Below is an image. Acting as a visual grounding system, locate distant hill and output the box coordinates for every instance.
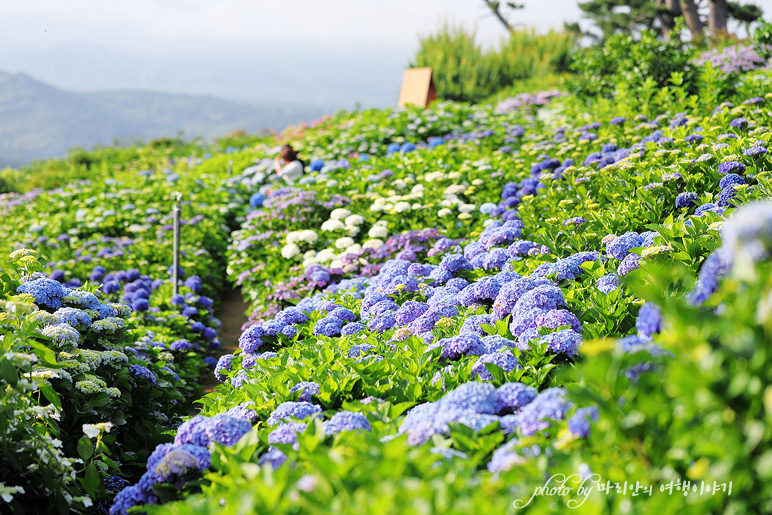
[0,71,328,167]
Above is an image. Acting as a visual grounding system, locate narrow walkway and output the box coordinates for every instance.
[202,288,249,393]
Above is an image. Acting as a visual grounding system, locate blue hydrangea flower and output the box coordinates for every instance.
[52,307,91,329]
[617,253,641,276]
[495,382,537,413]
[743,145,767,157]
[429,334,486,360]
[675,192,699,209]
[717,161,745,175]
[487,441,524,472]
[516,387,573,436]
[341,322,366,335]
[238,324,264,353]
[154,445,212,482]
[129,364,157,385]
[596,273,620,294]
[719,173,745,190]
[568,406,600,438]
[471,351,519,381]
[606,232,643,260]
[313,316,344,337]
[268,422,306,448]
[438,254,472,274]
[290,381,320,402]
[258,447,288,468]
[348,344,377,359]
[267,401,323,426]
[17,277,67,309]
[367,313,396,333]
[214,354,234,381]
[722,201,772,263]
[636,302,662,337]
[324,411,371,435]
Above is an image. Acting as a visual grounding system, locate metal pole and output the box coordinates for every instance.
[172,192,182,297]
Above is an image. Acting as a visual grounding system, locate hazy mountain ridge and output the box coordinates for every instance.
[0,70,328,167]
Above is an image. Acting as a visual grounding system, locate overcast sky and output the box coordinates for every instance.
[0,1,583,109]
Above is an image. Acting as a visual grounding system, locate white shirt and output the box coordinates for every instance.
[279,160,304,183]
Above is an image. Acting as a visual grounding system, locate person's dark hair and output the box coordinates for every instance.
[280,145,299,162]
[280,144,305,170]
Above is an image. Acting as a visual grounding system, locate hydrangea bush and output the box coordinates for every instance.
[0,40,771,514]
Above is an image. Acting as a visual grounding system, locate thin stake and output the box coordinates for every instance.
[172,192,182,297]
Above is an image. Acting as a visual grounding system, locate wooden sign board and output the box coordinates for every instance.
[398,67,437,109]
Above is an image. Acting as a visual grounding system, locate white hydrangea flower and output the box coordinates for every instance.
[303,250,317,260]
[0,484,25,503]
[346,226,360,237]
[424,171,445,182]
[330,259,344,268]
[316,248,337,262]
[444,185,466,196]
[83,422,113,439]
[459,204,477,213]
[394,202,411,213]
[363,239,384,249]
[300,230,319,243]
[321,219,346,232]
[344,214,365,226]
[281,244,301,259]
[374,220,388,227]
[335,237,355,249]
[286,231,302,245]
[393,179,407,190]
[41,324,80,348]
[369,226,389,239]
[327,180,338,188]
[458,213,472,220]
[344,244,362,255]
[330,208,351,220]
[438,208,453,217]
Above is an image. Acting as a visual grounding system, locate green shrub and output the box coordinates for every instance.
[411,25,575,103]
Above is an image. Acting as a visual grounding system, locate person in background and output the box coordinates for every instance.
[274,144,305,184]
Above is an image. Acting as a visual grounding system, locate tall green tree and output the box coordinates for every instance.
[578,0,764,40]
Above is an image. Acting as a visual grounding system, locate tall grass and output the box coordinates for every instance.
[411,25,575,103]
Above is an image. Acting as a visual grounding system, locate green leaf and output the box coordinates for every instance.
[77,435,94,461]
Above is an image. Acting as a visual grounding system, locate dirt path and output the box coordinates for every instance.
[202,288,249,393]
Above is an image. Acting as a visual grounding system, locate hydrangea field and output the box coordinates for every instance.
[2,43,772,514]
